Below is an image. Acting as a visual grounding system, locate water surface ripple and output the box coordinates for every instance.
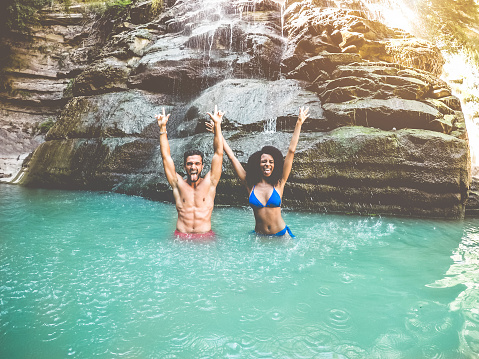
[0,186,478,358]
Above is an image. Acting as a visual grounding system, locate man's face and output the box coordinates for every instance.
[184,155,203,183]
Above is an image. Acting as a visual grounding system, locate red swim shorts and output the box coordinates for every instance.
[174,230,215,240]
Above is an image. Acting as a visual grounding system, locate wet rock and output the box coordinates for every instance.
[19,137,161,191]
[282,2,444,76]
[322,98,444,131]
[20,133,219,200]
[39,11,85,26]
[213,127,471,218]
[20,120,471,218]
[9,0,474,219]
[180,79,325,135]
[72,57,131,96]
[340,31,365,48]
[128,13,285,95]
[0,5,95,180]
[284,51,362,75]
[46,90,169,140]
[309,62,467,137]
[466,177,479,217]
[130,1,164,25]
[100,28,154,59]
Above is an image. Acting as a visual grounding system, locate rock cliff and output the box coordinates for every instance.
[3,0,474,218]
[0,3,110,181]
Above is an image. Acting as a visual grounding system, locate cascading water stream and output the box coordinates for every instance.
[187,0,479,164]
[442,53,479,177]
[355,0,479,177]
[264,118,277,133]
[182,0,283,77]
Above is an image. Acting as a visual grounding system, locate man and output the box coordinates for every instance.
[156,106,224,237]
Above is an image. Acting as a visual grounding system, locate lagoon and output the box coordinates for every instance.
[1,185,478,358]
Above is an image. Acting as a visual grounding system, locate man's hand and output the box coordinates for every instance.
[207,105,224,127]
[156,107,170,129]
[207,105,224,186]
[298,106,310,124]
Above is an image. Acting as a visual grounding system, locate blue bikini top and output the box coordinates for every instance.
[249,186,282,209]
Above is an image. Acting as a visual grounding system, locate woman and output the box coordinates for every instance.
[209,107,309,238]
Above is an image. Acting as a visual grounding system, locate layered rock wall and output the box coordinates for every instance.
[11,0,473,218]
[0,4,100,181]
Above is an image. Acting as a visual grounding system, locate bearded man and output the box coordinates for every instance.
[156,106,224,238]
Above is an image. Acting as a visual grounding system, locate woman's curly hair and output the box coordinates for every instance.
[246,146,284,187]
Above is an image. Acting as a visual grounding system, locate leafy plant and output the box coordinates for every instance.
[88,0,132,19]
[37,118,56,134]
[63,78,75,98]
[400,0,479,63]
[151,0,163,13]
[0,0,50,33]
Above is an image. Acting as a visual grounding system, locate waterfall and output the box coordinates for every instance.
[179,0,284,72]
[264,118,277,133]
[355,0,479,178]
[442,53,479,177]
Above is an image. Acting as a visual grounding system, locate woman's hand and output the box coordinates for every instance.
[205,120,214,133]
[298,106,310,124]
[155,107,170,129]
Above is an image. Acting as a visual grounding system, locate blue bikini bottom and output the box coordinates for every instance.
[253,226,295,239]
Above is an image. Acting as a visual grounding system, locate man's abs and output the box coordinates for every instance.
[176,205,213,233]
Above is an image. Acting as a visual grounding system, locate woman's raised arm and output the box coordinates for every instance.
[281,107,309,185]
[206,120,247,188]
[223,137,247,187]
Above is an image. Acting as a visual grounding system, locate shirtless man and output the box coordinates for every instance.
[156,106,224,237]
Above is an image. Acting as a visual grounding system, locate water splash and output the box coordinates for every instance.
[0,186,475,358]
[427,223,479,357]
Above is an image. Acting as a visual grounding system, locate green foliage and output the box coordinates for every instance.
[0,0,136,34]
[63,78,75,98]
[37,118,56,134]
[105,0,132,18]
[151,0,163,13]
[87,0,132,19]
[0,0,50,33]
[413,0,479,63]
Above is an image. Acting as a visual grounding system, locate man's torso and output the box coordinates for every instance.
[173,173,216,233]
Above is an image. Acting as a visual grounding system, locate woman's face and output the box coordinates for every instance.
[260,153,274,177]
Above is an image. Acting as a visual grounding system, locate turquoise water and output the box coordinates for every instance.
[1,185,479,358]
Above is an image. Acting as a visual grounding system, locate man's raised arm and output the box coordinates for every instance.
[206,105,224,186]
[156,108,179,188]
